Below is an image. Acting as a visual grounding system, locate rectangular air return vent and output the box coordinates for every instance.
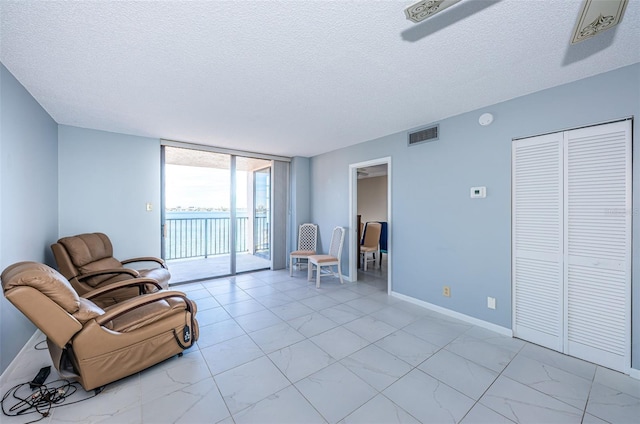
[408,124,439,146]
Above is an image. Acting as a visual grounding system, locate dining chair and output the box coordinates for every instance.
[290,223,318,276]
[360,222,382,271]
[308,226,345,288]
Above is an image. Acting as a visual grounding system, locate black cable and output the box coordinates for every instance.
[1,379,98,423]
[34,341,47,351]
[172,296,197,350]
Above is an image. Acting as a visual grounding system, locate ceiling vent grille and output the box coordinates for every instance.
[408,124,439,146]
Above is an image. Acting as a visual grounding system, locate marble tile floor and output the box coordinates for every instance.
[1,269,638,423]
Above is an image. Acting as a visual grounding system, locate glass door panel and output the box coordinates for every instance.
[236,157,271,273]
[163,147,231,283]
[254,167,271,259]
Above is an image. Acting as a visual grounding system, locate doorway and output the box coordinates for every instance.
[162,146,272,283]
[349,157,392,293]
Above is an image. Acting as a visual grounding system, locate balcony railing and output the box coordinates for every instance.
[165,216,269,260]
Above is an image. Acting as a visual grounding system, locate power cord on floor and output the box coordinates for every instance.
[1,379,98,423]
[33,341,47,351]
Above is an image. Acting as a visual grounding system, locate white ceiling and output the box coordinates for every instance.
[1,1,638,158]
[358,164,388,179]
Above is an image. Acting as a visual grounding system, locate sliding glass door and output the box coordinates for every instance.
[162,146,271,283]
[235,157,272,274]
[253,166,271,261]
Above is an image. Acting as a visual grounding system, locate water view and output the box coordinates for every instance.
[165,210,269,260]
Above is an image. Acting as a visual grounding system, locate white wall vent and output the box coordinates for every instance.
[408,124,439,146]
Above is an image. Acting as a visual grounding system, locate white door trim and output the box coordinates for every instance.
[348,157,392,294]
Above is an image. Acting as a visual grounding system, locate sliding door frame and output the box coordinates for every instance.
[161,140,291,280]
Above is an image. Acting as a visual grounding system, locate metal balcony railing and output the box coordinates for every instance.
[165,216,269,260]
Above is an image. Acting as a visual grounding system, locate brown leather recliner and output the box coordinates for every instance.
[51,232,170,307]
[1,261,198,391]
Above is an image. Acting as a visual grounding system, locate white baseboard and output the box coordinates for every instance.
[0,329,40,385]
[391,291,513,337]
[390,292,640,379]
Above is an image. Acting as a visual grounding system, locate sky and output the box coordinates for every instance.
[165,164,248,210]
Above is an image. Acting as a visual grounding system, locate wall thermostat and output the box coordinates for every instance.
[470,186,486,198]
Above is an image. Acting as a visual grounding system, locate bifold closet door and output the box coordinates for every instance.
[564,120,631,372]
[512,133,564,352]
[513,120,631,373]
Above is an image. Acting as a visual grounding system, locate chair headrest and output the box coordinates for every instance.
[57,233,114,267]
[1,262,80,314]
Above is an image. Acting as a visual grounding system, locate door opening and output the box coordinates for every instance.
[349,157,392,294]
[162,146,272,283]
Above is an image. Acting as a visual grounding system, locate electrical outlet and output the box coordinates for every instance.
[487,296,496,309]
[443,286,451,297]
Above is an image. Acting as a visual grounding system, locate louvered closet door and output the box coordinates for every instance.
[564,120,631,372]
[512,133,564,351]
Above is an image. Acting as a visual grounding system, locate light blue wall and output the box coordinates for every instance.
[310,63,640,370]
[58,126,162,259]
[0,64,58,373]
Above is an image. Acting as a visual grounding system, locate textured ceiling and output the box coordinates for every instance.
[1,1,639,157]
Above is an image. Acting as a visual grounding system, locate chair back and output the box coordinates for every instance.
[362,222,382,249]
[1,262,91,348]
[297,223,318,251]
[52,232,123,283]
[328,226,345,259]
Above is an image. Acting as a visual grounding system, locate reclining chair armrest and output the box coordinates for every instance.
[121,257,168,269]
[83,278,163,300]
[95,290,193,326]
[78,268,140,280]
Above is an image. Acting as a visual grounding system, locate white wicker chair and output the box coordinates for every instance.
[307,226,345,288]
[290,223,318,276]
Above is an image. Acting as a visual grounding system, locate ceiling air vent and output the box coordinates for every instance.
[408,124,439,146]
